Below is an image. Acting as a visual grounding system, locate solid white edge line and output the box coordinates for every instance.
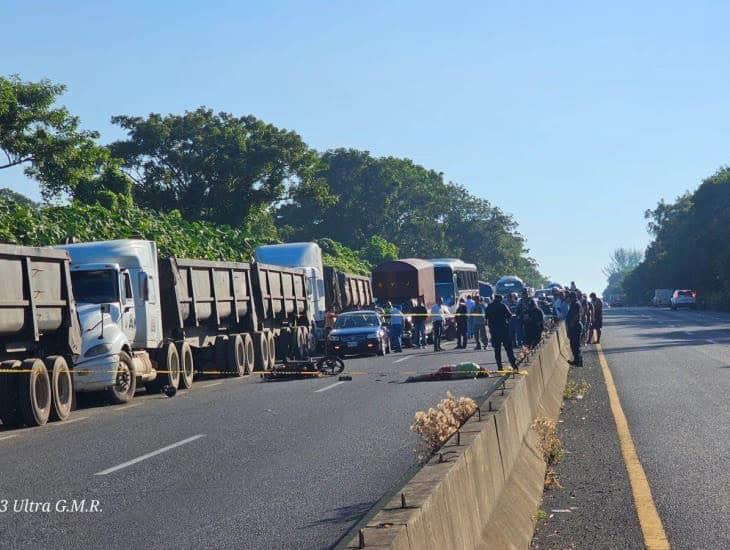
[314,381,346,393]
[94,434,205,476]
[394,355,411,363]
[0,435,18,441]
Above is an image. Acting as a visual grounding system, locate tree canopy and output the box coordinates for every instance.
[0,75,106,200]
[602,248,643,298]
[622,166,730,308]
[109,108,333,227]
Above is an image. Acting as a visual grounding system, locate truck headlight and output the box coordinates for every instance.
[85,343,114,358]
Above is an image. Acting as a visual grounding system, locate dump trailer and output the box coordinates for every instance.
[338,272,373,311]
[58,239,312,404]
[323,266,373,312]
[0,244,81,427]
[250,262,312,362]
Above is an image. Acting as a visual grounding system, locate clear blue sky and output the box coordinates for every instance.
[2,0,729,293]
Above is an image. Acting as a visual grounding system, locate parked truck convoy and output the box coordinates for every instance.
[0,244,81,427]
[254,242,373,347]
[57,239,312,405]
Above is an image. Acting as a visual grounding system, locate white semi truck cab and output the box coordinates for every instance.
[59,240,170,403]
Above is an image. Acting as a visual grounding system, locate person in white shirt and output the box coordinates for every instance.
[430,298,450,351]
[465,294,476,341]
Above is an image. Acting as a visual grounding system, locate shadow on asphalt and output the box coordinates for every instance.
[301,501,374,529]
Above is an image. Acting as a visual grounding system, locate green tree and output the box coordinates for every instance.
[110,108,332,227]
[359,235,399,266]
[0,75,105,199]
[602,248,643,299]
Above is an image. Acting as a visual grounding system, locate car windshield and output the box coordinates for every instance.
[334,314,380,329]
[678,291,694,297]
[71,270,119,304]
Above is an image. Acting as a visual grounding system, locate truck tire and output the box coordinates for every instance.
[253,332,269,371]
[18,358,51,427]
[0,360,22,428]
[267,331,277,369]
[46,356,73,421]
[109,351,136,404]
[242,333,255,375]
[226,334,246,377]
[147,343,180,393]
[299,327,308,358]
[178,342,194,389]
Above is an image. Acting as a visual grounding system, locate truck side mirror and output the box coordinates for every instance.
[140,272,150,301]
[100,303,111,314]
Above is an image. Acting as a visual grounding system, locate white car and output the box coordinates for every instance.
[670,289,696,310]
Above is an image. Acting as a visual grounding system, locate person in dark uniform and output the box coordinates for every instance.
[455,299,468,349]
[524,298,545,348]
[486,294,518,371]
[566,292,583,366]
[589,292,603,343]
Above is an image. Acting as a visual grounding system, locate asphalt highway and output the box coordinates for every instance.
[0,341,502,549]
[598,307,730,549]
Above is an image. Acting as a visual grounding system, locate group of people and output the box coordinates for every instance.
[352,281,604,371]
[551,283,604,367]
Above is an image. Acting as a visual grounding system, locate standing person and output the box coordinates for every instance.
[455,299,468,349]
[430,298,449,352]
[386,302,404,353]
[486,294,518,371]
[524,298,545,348]
[412,298,427,348]
[324,305,337,353]
[590,292,603,343]
[566,292,583,366]
[578,292,590,347]
[507,293,521,348]
[465,294,476,341]
[473,296,488,350]
[516,289,532,345]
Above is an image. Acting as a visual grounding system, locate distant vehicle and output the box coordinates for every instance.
[652,289,673,307]
[534,288,552,299]
[547,282,563,290]
[328,311,390,357]
[479,281,494,301]
[609,295,625,307]
[429,258,479,309]
[671,289,696,310]
[495,275,525,298]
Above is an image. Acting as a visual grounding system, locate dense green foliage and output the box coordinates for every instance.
[278,149,546,286]
[0,75,546,284]
[0,75,109,200]
[109,109,333,227]
[622,167,730,308]
[0,198,262,262]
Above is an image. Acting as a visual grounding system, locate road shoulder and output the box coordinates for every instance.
[531,346,644,549]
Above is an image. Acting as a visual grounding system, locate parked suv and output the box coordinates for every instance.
[670,289,696,310]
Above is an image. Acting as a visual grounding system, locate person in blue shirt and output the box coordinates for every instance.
[385,301,404,353]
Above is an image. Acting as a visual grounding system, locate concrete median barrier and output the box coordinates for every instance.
[345,326,570,550]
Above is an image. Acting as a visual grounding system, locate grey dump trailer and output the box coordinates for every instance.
[250,262,312,363]
[0,244,81,427]
[324,266,374,312]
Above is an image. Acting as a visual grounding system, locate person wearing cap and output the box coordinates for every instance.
[486,294,518,371]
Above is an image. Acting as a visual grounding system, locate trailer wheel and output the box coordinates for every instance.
[109,351,136,404]
[46,356,73,421]
[267,331,276,369]
[0,360,23,428]
[178,342,194,389]
[147,343,180,393]
[242,333,255,375]
[18,358,51,427]
[227,334,246,377]
[253,332,269,371]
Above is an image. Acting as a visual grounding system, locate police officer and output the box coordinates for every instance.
[486,294,518,371]
[566,292,583,366]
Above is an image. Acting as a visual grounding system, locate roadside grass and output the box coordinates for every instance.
[533,417,565,490]
[563,379,591,400]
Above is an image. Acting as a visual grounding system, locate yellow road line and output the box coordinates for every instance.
[596,343,670,550]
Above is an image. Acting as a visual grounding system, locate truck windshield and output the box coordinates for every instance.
[71,270,119,304]
[435,282,455,306]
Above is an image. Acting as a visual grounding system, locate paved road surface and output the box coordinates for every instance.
[0,342,501,549]
[541,307,729,549]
